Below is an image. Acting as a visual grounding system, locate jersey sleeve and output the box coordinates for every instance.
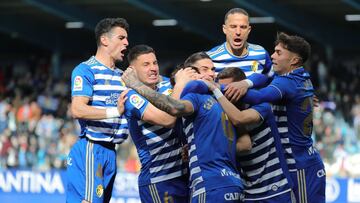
[242,84,282,105]
[262,50,273,75]
[71,64,95,97]
[247,73,269,88]
[180,80,210,98]
[250,103,272,121]
[124,90,150,120]
[181,92,200,112]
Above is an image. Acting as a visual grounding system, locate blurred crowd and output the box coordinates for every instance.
[0,54,359,177]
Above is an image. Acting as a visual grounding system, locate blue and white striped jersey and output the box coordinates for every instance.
[71,56,129,144]
[123,81,187,186]
[207,42,272,76]
[238,103,293,201]
[181,90,242,198]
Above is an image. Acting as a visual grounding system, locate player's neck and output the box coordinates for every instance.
[226,43,248,57]
[95,50,116,70]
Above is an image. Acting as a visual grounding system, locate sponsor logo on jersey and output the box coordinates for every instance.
[73,76,83,91]
[96,163,103,178]
[130,94,145,109]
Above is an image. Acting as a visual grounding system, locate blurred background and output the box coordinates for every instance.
[0,0,360,202]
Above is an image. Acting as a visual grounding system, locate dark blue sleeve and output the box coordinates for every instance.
[262,51,273,75]
[180,80,210,98]
[242,76,289,105]
[247,73,269,88]
[181,93,200,112]
[250,103,272,120]
[242,86,282,105]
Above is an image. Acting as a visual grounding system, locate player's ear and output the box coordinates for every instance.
[100,34,109,46]
[222,24,227,35]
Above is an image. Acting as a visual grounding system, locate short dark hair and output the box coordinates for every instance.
[127,44,155,64]
[170,63,200,86]
[217,67,246,82]
[95,18,129,46]
[224,8,249,23]
[184,52,211,67]
[275,32,311,65]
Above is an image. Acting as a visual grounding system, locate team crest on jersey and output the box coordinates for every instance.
[96,184,104,197]
[251,61,258,72]
[163,89,173,96]
[73,76,83,91]
[203,98,216,110]
[130,94,145,109]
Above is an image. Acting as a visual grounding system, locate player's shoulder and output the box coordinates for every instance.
[248,43,266,51]
[207,43,226,58]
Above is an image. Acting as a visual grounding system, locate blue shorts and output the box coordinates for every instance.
[139,175,189,203]
[191,186,243,203]
[243,190,296,203]
[291,162,326,203]
[66,137,116,203]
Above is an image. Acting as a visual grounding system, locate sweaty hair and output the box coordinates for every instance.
[127,44,155,64]
[95,18,129,46]
[184,51,211,67]
[275,32,311,65]
[217,67,246,82]
[224,8,249,23]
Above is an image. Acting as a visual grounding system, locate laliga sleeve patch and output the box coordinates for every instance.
[73,76,83,91]
[130,94,145,109]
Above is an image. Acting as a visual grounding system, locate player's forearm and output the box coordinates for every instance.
[71,103,119,120]
[129,80,188,117]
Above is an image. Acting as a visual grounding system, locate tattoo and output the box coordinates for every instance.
[129,80,187,116]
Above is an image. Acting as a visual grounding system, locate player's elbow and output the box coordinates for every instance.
[71,104,84,119]
[236,140,252,152]
[162,119,176,128]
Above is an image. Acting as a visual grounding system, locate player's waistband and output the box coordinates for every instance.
[80,136,115,149]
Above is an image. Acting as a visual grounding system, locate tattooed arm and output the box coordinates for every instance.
[122,68,194,117]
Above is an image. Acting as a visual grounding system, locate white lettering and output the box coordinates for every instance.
[348,179,360,202]
[224,192,240,200]
[325,178,340,202]
[0,171,64,194]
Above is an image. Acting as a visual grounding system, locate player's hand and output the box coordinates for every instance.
[117,89,129,114]
[224,80,249,103]
[122,67,139,88]
[181,144,189,162]
[175,67,199,86]
[200,79,218,91]
[313,95,319,108]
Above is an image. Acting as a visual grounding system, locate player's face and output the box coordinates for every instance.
[223,13,251,55]
[271,43,298,75]
[192,58,216,81]
[106,27,129,62]
[131,52,159,89]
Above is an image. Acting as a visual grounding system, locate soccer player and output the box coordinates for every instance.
[205,67,295,202]
[207,8,273,100]
[121,52,245,203]
[67,18,130,203]
[118,45,196,203]
[239,32,326,203]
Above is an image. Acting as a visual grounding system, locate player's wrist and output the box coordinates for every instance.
[212,88,224,100]
[106,107,121,118]
[244,79,253,88]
